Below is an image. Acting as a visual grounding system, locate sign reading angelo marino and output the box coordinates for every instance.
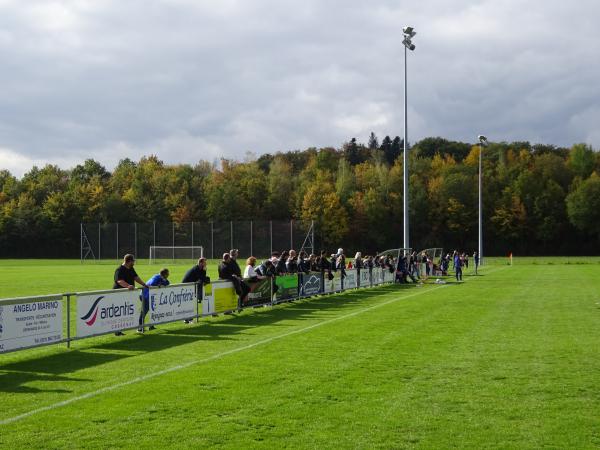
[0,295,63,353]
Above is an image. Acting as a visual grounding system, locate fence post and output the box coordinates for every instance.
[250,220,253,256]
[270,221,273,255]
[196,282,200,323]
[172,222,175,262]
[210,221,214,259]
[66,294,71,348]
[230,221,233,251]
[80,224,83,264]
[311,220,315,254]
[290,219,293,249]
[191,221,194,249]
[134,222,137,258]
[98,223,101,261]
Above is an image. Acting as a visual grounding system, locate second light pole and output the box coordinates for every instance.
[477,134,488,266]
[402,27,416,250]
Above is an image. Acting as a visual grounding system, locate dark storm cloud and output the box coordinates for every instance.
[0,0,598,176]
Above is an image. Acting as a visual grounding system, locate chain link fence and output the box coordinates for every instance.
[81,220,315,262]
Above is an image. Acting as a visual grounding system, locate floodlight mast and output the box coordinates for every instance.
[402,27,416,250]
[478,135,488,267]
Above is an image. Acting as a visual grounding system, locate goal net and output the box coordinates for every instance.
[149,246,204,264]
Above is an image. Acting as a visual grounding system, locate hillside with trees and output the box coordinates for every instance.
[1,136,599,257]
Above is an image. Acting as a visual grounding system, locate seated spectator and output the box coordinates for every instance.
[229,248,242,277]
[244,256,266,282]
[218,253,250,306]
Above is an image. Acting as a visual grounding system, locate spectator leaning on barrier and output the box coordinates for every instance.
[275,250,288,275]
[113,254,149,336]
[286,250,298,274]
[138,268,170,333]
[182,257,211,324]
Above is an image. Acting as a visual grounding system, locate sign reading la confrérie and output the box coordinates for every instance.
[0,295,63,353]
[77,290,138,337]
[149,284,197,325]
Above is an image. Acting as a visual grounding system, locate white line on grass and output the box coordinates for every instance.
[1,267,504,426]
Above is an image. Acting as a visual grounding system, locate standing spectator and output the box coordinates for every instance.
[138,268,170,333]
[308,254,318,272]
[420,251,427,278]
[182,257,211,323]
[255,259,275,277]
[275,250,289,275]
[455,254,464,282]
[286,250,299,273]
[463,253,469,269]
[353,252,363,269]
[113,254,148,336]
[297,252,310,273]
[183,257,211,285]
[473,251,480,275]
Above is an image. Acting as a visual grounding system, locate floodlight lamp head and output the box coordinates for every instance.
[402,37,416,51]
[478,135,488,145]
[403,26,416,37]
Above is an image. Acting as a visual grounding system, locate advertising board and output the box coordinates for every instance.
[148,284,197,325]
[0,295,63,353]
[77,290,139,337]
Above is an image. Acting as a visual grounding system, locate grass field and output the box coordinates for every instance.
[1,259,600,448]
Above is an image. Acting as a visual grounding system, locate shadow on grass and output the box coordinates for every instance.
[0,283,418,393]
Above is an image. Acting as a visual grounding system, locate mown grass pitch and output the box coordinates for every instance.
[1,260,600,448]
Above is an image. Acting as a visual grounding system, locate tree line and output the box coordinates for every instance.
[1,133,599,258]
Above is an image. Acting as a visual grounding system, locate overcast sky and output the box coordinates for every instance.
[0,0,599,177]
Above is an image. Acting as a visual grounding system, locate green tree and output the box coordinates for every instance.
[566,172,600,236]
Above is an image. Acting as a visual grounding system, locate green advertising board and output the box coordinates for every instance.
[275,275,299,301]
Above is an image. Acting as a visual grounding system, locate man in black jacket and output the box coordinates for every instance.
[218,253,249,307]
[181,257,211,323]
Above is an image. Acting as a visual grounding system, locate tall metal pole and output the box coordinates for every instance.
[403,43,409,250]
[478,143,483,266]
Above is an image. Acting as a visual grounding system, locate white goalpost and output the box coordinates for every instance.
[149,246,204,264]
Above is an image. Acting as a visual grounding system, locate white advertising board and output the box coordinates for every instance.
[0,295,63,353]
[344,269,358,289]
[333,274,343,292]
[384,269,395,283]
[372,269,383,285]
[323,274,334,294]
[359,269,371,287]
[77,290,139,337]
[148,284,197,325]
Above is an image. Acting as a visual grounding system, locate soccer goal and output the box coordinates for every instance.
[149,246,204,264]
[377,248,412,260]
